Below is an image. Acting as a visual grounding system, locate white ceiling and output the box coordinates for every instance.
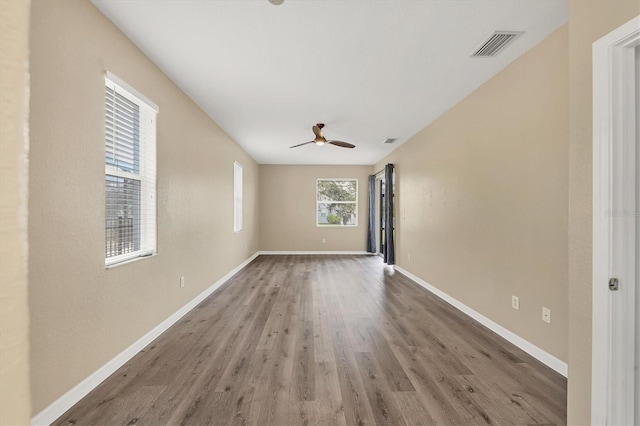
[92,0,567,165]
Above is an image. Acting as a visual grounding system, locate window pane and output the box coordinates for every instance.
[317,202,356,226]
[234,162,243,232]
[317,180,357,202]
[105,175,141,258]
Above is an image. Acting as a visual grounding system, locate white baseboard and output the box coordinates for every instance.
[394,265,568,378]
[258,250,372,255]
[31,252,260,426]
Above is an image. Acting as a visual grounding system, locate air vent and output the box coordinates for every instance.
[471,31,523,57]
[383,138,398,144]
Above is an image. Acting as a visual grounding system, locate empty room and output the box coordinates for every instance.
[1,0,639,425]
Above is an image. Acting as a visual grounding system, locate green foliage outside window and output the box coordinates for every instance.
[317,179,357,226]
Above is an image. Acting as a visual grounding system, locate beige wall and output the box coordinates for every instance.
[0,0,32,424]
[28,0,259,415]
[567,1,640,424]
[375,26,569,362]
[260,165,372,251]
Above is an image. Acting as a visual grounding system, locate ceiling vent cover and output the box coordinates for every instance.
[383,138,398,144]
[471,31,523,57]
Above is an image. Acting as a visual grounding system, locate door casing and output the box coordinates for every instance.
[591,15,640,426]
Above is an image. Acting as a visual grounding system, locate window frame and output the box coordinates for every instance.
[233,161,243,233]
[104,72,158,267]
[315,178,358,227]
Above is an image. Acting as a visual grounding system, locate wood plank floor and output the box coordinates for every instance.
[54,255,567,426]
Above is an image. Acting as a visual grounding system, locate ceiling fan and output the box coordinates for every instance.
[289,123,355,149]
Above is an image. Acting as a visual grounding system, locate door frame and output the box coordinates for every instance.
[592,15,640,426]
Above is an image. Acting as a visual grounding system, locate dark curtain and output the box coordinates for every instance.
[384,164,395,265]
[366,175,376,253]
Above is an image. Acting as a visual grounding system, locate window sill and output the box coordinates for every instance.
[106,252,156,269]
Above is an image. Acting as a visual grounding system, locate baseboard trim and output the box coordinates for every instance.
[258,250,372,255]
[31,252,260,426]
[394,265,568,378]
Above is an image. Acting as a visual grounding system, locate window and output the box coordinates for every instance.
[316,179,358,226]
[234,162,243,232]
[105,73,157,266]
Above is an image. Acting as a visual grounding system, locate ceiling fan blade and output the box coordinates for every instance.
[289,141,315,149]
[328,140,355,149]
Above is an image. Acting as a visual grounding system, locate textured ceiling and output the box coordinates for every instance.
[92,0,567,165]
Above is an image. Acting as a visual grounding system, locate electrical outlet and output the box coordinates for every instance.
[512,295,520,310]
[542,307,551,323]
[322,238,326,243]
[180,276,185,288]
[245,244,248,253]
[408,253,411,261]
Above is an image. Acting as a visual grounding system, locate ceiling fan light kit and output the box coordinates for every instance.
[289,123,356,150]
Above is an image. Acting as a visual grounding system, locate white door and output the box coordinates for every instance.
[592,15,640,426]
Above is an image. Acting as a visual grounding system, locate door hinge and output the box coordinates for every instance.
[609,277,619,291]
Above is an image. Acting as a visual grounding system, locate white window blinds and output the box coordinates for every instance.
[105,74,157,266]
